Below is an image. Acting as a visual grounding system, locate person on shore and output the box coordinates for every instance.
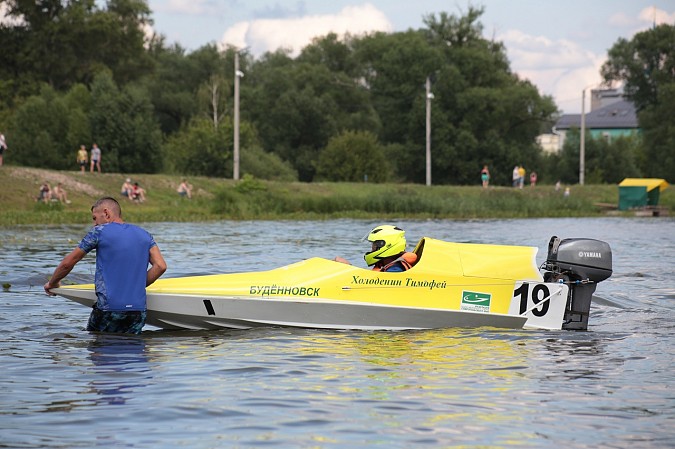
[44,197,167,334]
[512,166,520,187]
[37,182,52,203]
[481,165,490,188]
[90,143,101,173]
[177,179,193,199]
[76,145,88,173]
[334,225,417,272]
[120,178,134,200]
[0,133,7,166]
[518,166,526,189]
[530,171,538,187]
[52,183,71,204]
[130,182,146,203]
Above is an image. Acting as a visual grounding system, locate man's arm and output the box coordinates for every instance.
[44,248,86,295]
[146,245,167,286]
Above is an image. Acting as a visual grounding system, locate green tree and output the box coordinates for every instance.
[346,8,555,185]
[316,130,390,182]
[601,24,675,112]
[1,0,153,89]
[554,129,642,184]
[143,43,199,135]
[162,117,233,177]
[10,84,85,169]
[638,84,675,179]
[601,23,675,179]
[246,42,380,181]
[88,71,163,173]
[163,116,296,180]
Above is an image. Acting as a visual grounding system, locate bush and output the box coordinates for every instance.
[315,130,391,182]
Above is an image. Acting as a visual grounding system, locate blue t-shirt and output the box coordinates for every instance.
[79,222,156,312]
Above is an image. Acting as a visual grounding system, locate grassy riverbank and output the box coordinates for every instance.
[0,166,671,225]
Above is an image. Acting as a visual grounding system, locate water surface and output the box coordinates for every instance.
[1,218,673,448]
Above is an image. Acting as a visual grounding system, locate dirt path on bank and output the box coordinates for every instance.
[7,167,106,197]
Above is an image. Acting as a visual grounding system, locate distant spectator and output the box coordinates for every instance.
[76,145,88,173]
[564,187,570,198]
[530,171,537,187]
[177,179,193,199]
[90,143,101,173]
[480,165,490,189]
[130,182,146,203]
[512,166,520,187]
[555,180,561,191]
[120,178,134,200]
[52,183,71,204]
[37,182,52,203]
[0,133,7,166]
[518,166,526,189]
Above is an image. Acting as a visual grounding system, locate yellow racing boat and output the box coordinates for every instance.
[53,236,612,331]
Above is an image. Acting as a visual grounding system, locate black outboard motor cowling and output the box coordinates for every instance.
[543,236,612,330]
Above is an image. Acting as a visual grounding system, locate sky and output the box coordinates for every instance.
[141,0,674,114]
[2,1,673,114]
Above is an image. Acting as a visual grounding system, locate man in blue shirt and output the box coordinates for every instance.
[44,197,167,334]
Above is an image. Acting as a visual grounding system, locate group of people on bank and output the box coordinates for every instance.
[36,181,70,204]
[120,178,191,202]
[478,164,538,189]
[512,165,537,188]
[120,178,147,203]
[37,176,193,206]
[76,144,102,173]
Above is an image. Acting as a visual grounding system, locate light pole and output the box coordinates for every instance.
[579,88,586,185]
[425,77,433,186]
[233,51,244,181]
[579,83,601,185]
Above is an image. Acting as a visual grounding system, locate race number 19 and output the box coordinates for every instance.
[514,283,551,316]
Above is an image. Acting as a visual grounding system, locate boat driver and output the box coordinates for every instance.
[334,225,417,272]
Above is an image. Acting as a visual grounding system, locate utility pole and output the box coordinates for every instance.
[425,77,433,186]
[233,51,241,181]
[579,88,586,185]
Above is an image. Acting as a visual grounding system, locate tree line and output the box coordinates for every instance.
[1,1,672,184]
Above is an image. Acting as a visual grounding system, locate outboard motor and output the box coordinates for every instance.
[542,236,612,330]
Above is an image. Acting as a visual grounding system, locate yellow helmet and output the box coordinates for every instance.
[363,225,406,266]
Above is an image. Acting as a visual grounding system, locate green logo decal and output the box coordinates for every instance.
[461,291,491,313]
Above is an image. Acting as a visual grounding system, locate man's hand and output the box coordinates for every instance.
[44,280,59,296]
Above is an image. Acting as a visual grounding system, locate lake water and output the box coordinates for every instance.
[1,218,674,448]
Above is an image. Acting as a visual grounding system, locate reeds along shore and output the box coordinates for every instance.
[1,167,671,225]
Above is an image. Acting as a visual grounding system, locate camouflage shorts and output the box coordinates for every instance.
[87,306,147,335]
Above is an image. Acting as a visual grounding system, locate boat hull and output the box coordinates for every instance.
[52,288,529,331]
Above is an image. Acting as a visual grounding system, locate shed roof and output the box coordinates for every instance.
[618,178,669,192]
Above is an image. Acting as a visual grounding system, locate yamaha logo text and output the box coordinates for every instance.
[578,251,602,258]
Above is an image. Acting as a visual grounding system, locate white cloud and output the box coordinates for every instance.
[498,29,605,113]
[163,0,217,15]
[638,6,675,27]
[220,3,392,55]
[611,7,675,38]
[608,12,636,28]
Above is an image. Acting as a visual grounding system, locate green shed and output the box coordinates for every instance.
[618,178,670,210]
